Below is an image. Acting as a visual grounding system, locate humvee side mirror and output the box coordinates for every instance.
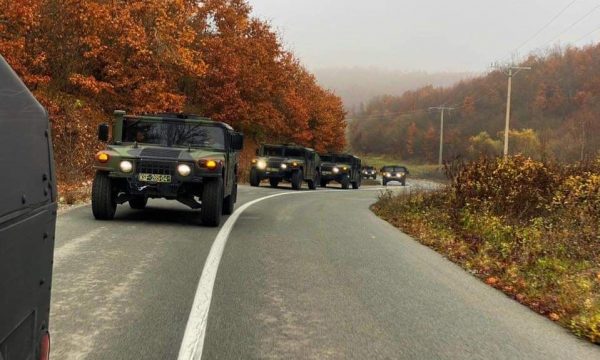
[231,133,244,151]
[98,123,110,142]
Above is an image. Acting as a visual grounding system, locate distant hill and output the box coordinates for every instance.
[314,67,473,112]
[348,45,600,163]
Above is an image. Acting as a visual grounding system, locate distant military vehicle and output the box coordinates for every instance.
[0,55,55,360]
[92,111,244,227]
[249,144,321,190]
[362,165,377,180]
[380,165,409,186]
[320,153,362,189]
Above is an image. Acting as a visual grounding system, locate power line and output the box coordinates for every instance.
[573,23,600,43]
[513,0,578,55]
[541,2,600,48]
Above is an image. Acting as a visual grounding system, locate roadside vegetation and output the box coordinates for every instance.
[372,156,600,343]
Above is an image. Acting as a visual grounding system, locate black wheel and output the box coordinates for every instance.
[291,169,303,190]
[402,179,406,186]
[269,178,280,188]
[92,172,116,220]
[320,179,328,188]
[129,196,147,210]
[223,181,236,215]
[340,175,350,189]
[249,168,260,187]
[352,180,359,189]
[382,180,387,186]
[201,177,223,227]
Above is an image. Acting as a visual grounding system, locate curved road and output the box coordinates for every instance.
[50,182,599,359]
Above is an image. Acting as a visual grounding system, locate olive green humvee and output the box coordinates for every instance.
[92,111,244,227]
[319,153,362,189]
[249,144,321,190]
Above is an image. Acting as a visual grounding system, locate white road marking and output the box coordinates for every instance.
[177,186,390,360]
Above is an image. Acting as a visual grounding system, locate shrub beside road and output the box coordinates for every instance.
[372,156,600,343]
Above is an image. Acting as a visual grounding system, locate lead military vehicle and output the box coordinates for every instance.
[0,55,55,360]
[92,111,244,227]
[320,153,362,189]
[249,144,321,190]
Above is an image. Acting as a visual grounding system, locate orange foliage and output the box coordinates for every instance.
[0,0,346,185]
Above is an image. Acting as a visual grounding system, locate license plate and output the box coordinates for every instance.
[138,173,172,183]
[267,168,279,172]
[322,171,332,175]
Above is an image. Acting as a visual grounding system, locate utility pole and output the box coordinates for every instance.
[493,63,531,158]
[429,106,454,169]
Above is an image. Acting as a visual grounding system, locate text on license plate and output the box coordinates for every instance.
[322,171,332,175]
[267,168,279,172]
[138,173,172,183]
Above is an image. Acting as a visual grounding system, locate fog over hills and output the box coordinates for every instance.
[314,67,475,112]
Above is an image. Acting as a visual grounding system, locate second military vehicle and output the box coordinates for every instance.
[249,144,321,190]
[362,166,377,180]
[0,55,55,360]
[92,111,244,227]
[381,165,409,186]
[320,153,362,189]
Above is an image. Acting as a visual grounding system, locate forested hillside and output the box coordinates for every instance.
[0,0,346,185]
[350,45,600,163]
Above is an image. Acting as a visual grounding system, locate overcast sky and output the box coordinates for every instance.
[250,0,600,72]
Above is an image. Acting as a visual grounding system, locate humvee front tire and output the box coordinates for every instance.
[223,181,236,215]
[291,170,303,190]
[402,179,406,186]
[340,175,350,190]
[202,177,223,227]
[320,179,328,188]
[269,178,280,188]
[92,172,116,220]
[129,196,147,210]
[250,168,260,187]
[308,173,317,190]
[351,181,359,189]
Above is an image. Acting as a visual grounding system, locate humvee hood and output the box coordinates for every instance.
[108,144,224,161]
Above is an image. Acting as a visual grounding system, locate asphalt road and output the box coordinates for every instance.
[50,181,600,359]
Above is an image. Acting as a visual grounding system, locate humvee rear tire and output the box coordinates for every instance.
[341,175,350,190]
[129,196,147,210]
[291,170,303,190]
[202,177,223,227]
[250,168,260,187]
[92,172,116,220]
[223,181,236,215]
[269,178,280,188]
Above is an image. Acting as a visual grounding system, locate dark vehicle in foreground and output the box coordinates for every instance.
[250,144,321,190]
[362,166,377,180]
[381,165,409,186]
[320,153,362,189]
[0,55,55,360]
[92,111,243,227]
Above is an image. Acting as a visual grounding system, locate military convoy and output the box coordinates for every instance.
[0,56,54,360]
[92,111,244,227]
[320,153,362,189]
[249,144,321,190]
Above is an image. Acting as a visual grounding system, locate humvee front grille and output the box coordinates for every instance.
[136,161,174,175]
[140,148,182,159]
[267,160,282,168]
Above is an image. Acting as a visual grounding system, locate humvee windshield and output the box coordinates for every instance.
[382,166,408,172]
[285,148,306,158]
[321,154,352,163]
[123,119,225,150]
[263,146,285,157]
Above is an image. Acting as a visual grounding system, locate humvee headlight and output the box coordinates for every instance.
[332,167,340,174]
[119,160,133,173]
[384,172,391,177]
[178,164,192,177]
[97,152,110,163]
[257,160,267,170]
[281,163,288,169]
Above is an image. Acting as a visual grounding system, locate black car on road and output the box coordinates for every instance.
[381,165,409,186]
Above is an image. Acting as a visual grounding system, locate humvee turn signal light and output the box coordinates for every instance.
[198,159,219,170]
[97,152,110,163]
